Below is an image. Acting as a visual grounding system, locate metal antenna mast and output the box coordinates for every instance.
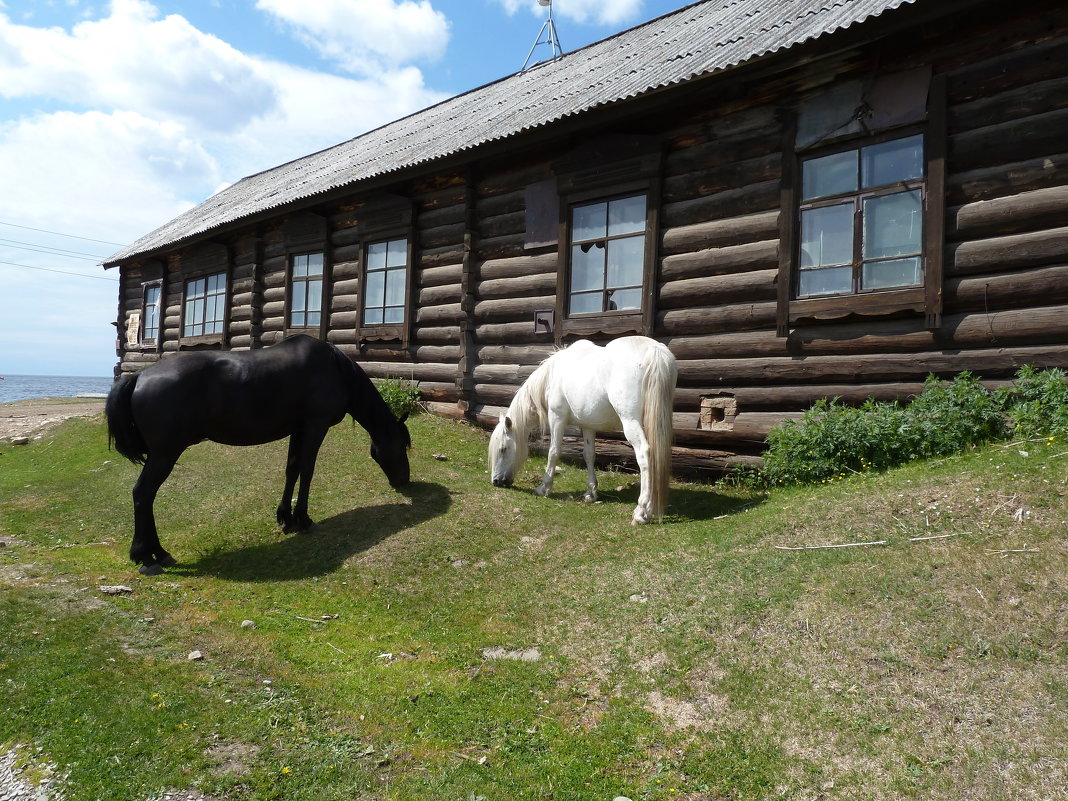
[522,0,564,71]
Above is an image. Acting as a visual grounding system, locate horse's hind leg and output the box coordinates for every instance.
[581,428,598,503]
[621,419,652,525]
[131,452,179,575]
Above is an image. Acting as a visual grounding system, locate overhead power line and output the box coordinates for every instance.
[0,218,125,247]
[0,259,117,282]
[0,237,109,262]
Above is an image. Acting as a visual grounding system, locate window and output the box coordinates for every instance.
[289,252,324,328]
[363,238,408,325]
[182,272,227,337]
[568,194,648,315]
[798,134,925,298]
[141,282,161,344]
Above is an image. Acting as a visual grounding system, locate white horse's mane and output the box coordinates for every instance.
[502,353,557,467]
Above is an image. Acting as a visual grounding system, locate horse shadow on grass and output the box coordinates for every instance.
[548,475,765,522]
[175,480,452,582]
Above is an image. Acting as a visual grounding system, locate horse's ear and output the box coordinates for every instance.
[504,416,513,430]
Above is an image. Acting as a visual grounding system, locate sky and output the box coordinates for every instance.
[0,0,688,377]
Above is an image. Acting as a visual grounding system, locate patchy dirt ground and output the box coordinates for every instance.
[0,397,106,442]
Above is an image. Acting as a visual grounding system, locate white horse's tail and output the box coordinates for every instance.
[640,341,678,521]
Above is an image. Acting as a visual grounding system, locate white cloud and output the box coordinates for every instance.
[494,0,645,26]
[0,0,279,133]
[256,0,450,74]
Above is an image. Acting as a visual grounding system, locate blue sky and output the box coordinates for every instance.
[0,0,687,377]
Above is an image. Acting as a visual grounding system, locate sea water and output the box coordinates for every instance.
[0,374,114,404]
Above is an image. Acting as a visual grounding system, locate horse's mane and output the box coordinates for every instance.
[503,352,557,464]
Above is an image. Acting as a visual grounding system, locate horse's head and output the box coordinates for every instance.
[371,412,411,488]
[488,415,520,488]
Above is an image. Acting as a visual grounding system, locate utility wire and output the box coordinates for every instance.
[0,219,125,247]
[0,238,109,262]
[0,259,117,282]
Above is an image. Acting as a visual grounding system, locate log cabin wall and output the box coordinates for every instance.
[108,0,1068,476]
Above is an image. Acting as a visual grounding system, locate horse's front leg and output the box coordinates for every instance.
[581,428,598,503]
[131,452,179,575]
[621,419,652,525]
[290,428,328,532]
[276,434,302,531]
[533,415,566,498]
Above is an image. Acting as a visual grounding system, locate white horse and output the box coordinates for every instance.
[488,336,677,525]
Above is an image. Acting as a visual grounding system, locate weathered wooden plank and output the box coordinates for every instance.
[418,283,462,306]
[948,185,1068,241]
[419,262,464,287]
[659,269,778,309]
[660,179,779,229]
[947,225,1068,276]
[660,240,778,281]
[945,263,1068,313]
[478,251,558,280]
[473,294,555,324]
[657,302,777,336]
[950,107,1068,174]
[476,344,555,365]
[660,210,779,257]
[948,151,1068,206]
[415,303,464,325]
[478,272,557,300]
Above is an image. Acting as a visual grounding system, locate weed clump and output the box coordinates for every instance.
[376,377,422,419]
[748,367,1068,488]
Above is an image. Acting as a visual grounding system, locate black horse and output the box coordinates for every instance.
[105,335,411,575]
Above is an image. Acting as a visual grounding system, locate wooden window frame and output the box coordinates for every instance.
[777,73,945,335]
[177,243,230,348]
[181,271,229,341]
[139,280,163,350]
[554,148,661,341]
[286,250,327,336]
[355,198,414,349]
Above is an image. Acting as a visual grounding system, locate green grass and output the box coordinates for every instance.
[1,413,1065,800]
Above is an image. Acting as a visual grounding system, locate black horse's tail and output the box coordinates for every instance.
[105,372,148,465]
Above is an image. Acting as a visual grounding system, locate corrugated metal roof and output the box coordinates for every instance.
[105,0,919,265]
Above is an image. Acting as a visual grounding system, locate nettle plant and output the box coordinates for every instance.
[753,368,1068,488]
[376,377,422,420]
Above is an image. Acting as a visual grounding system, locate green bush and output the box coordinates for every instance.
[376,377,421,419]
[998,365,1068,439]
[756,371,1012,488]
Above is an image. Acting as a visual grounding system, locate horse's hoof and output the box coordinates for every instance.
[534,485,550,498]
[139,563,165,576]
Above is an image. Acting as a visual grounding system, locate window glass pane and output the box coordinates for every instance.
[384,269,406,307]
[208,273,225,294]
[606,235,645,288]
[210,294,225,325]
[798,266,852,297]
[386,239,407,268]
[383,306,404,324]
[307,252,324,276]
[189,278,205,298]
[291,311,306,327]
[571,243,605,292]
[307,310,321,327]
[363,307,383,325]
[367,241,388,271]
[862,257,921,290]
[291,284,307,314]
[864,190,922,260]
[863,135,923,188]
[607,287,641,311]
[307,279,322,314]
[365,270,385,308]
[607,195,646,236]
[570,291,602,315]
[292,255,308,278]
[572,202,607,242]
[800,204,853,268]
[802,150,857,200]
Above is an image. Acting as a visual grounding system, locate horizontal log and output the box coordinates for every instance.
[480,210,525,240]
[263,286,285,303]
[473,383,518,406]
[948,151,1068,206]
[945,263,1068,313]
[418,201,466,229]
[662,152,781,205]
[478,272,556,300]
[947,225,1068,277]
[418,283,462,306]
[333,277,360,296]
[331,261,359,281]
[660,210,779,258]
[419,262,463,288]
[658,269,778,309]
[472,363,538,383]
[672,411,804,442]
[950,106,1068,174]
[410,382,458,403]
[478,251,558,280]
[476,189,525,218]
[473,295,555,324]
[660,179,779,229]
[359,361,457,383]
[330,294,359,313]
[949,73,1068,139]
[415,303,463,326]
[676,343,1068,387]
[477,344,555,365]
[948,185,1068,241]
[657,301,777,336]
[333,243,361,263]
[419,221,465,252]
[330,311,358,329]
[418,243,465,270]
[412,325,462,344]
[660,239,778,281]
[474,321,545,345]
[263,300,285,318]
[475,232,525,261]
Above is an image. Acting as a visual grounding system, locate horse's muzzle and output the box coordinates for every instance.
[492,477,513,488]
